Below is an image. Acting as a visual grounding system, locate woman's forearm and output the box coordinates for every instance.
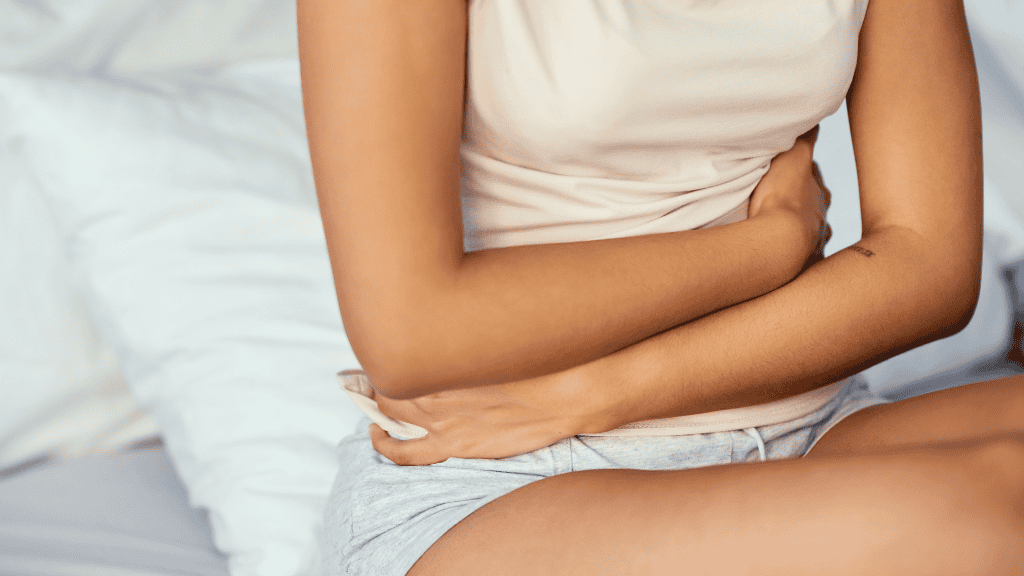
[565,0,985,433]
[567,227,981,435]
[355,211,809,399]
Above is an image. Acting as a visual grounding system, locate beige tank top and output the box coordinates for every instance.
[340,0,869,438]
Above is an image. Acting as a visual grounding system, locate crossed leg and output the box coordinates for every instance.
[805,374,1024,458]
[407,374,1024,575]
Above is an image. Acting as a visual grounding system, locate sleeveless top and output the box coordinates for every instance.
[339,0,869,439]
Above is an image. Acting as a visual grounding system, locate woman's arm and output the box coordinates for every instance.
[361,0,982,465]
[562,0,984,434]
[297,0,824,399]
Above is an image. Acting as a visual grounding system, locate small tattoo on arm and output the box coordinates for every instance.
[850,246,875,258]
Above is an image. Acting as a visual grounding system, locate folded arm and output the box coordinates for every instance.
[560,0,984,434]
[297,0,821,399]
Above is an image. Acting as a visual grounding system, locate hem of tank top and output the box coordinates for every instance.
[578,379,847,437]
[337,371,847,440]
[696,198,749,229]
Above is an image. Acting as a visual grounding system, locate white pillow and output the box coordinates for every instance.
[1,0,297,75]
[967,1,1024,228]
[0,145,158,469]
[3,61,363,576]
[965,0,1024,96]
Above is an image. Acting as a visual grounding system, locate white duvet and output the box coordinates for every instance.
[1,1,1022,575]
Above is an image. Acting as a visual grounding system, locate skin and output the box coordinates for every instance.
[298,0,831,399]
[299,0,1024,572]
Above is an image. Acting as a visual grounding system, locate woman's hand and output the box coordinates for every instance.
[748,125,833,268]
[368,369,597,466]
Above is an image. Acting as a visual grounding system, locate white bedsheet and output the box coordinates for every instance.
[0,446,229,576]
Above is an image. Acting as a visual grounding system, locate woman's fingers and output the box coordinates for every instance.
[369,423,447,466]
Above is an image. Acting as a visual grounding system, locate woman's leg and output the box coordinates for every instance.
[407,376,1024,576]
[806,373,1024,458]
[409,435,1022,575]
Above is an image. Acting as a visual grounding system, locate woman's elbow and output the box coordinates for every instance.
[346,318,460,400]
[929,257,982,339]
[340,286,460,398]
[348,336,428,400]
[935,285,980,338]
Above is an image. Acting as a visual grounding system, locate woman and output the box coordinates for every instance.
[298,0,1023,574]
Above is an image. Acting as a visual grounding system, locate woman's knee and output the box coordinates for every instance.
[875,440,1024,573]
[928,433,1024,574]
[962,433,1024,517]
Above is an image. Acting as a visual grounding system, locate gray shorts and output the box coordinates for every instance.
[322,377,891,576]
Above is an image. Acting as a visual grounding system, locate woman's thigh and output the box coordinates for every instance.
[409,435,1024,576]
[806,373,1024,458]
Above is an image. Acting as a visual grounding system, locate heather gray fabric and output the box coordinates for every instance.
[323,377,891,576]
[0,444,229,576]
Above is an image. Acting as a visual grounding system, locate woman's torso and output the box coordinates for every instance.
[461,0,868,250]
[341,0,869,437]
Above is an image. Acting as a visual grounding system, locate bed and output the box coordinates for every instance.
[1,1,1022,575]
